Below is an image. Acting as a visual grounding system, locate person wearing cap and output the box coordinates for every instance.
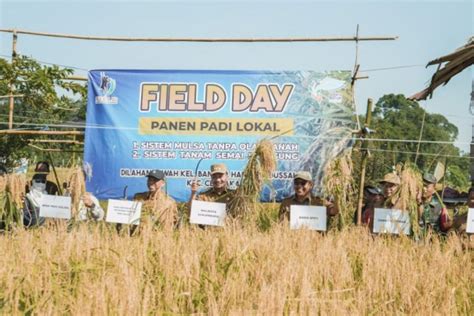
[189,163,236,207]
[26,161,59,196]
[353,184,384,224]
[133,169,178,230]
[278,171,338,222]
[361,172,402,230]
[417,173,451,235]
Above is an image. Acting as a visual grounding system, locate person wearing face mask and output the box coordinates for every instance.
[25,161,59,196]
[278,171,338,222]
[23,174,47,227]
[133,169,178,230]
[417,173,451,235]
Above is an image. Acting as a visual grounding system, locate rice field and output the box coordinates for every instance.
[0,222,472,314]
[0,158,472,314]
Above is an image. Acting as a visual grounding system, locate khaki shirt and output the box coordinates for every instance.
[279,194,335,222]
[133,190,178,230]
[195,187,235,204]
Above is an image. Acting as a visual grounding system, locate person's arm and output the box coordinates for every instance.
[187,181,200,216]
[439,207,452,232]
[325,199,338,217]
[82,193,104,221]
[278,200,289,222]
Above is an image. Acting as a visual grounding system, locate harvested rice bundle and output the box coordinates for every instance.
[392,162,423,238]
[66,167,86,217]
[6,174,27,208]
[0,175,6,193]
[0,174,26,230]
[323,148,356,230]
[228,139,276,220]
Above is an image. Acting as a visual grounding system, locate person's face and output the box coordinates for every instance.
[383,182,398,198]
[422,182,436,199]
[32,173,47,183]
[147,177,164,192]
[294,179,313,198]
[211,172,228,190]
[468,189,474,207]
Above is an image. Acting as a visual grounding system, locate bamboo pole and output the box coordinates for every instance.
[8,30,17,130]
[28,139,84,145]
[356,99,373,225]
[0,28,399,42]
[0,130,84,135]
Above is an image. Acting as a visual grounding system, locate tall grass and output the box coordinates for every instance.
[0,225,471,314]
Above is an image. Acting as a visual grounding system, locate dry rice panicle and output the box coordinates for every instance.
[228,139,276,220]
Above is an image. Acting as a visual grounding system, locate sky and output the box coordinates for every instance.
[0,0,472,152]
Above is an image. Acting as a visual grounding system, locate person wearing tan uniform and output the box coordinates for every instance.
[189,163,235,206]
[133,169,178,230]
[279,171,338,222]
[362,172,402,231]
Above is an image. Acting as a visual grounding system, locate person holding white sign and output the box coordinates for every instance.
[417,173,451,236]
[133,169,177,230]
[278,171,338,223]
[189,163,236,213]
[362,172,403,231]
[23,174,47,227]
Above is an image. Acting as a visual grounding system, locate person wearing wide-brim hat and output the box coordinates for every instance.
[278,171,338,222]
[133,169,177,230]
[417,173,451,235]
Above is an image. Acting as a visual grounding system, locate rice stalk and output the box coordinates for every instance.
[228,139,276,221]
[6,174,27,208]
[0,175,6,193]
[323,148,356,230]
[0,174,26,230]
[67,167,86,218]
[391,162,423,239]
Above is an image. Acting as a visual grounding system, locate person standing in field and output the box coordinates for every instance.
[278,171,338,222]
[361,172,402,230]
[76,192,104,221]
[133,169,178,230]
[23,173,47,227]
[417,173,452,236]
[189,163,236,207]
[354,184,384,224]
[26,161,59,196]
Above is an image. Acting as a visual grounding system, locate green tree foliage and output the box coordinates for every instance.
[0,56,86,168]
[359,94,469,190]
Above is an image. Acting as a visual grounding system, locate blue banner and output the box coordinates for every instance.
[84,70,355,202]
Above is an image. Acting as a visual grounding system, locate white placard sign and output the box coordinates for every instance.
[373,208,410,235]
[106,199,142,225]
[290,205,327,231]
[39,194,71,219]
[190,200,227,227]
[467,208,474,233]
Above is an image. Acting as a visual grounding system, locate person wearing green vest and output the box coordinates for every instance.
[417,173,452,236]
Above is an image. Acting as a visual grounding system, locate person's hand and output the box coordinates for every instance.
[190,180,200,194]
[82,193,94,208]
[416,189,423,205]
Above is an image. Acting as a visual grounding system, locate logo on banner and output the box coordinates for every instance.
[95,72,118,104]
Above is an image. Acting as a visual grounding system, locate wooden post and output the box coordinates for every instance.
[8,30,17,129]
[356,98,373,225]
